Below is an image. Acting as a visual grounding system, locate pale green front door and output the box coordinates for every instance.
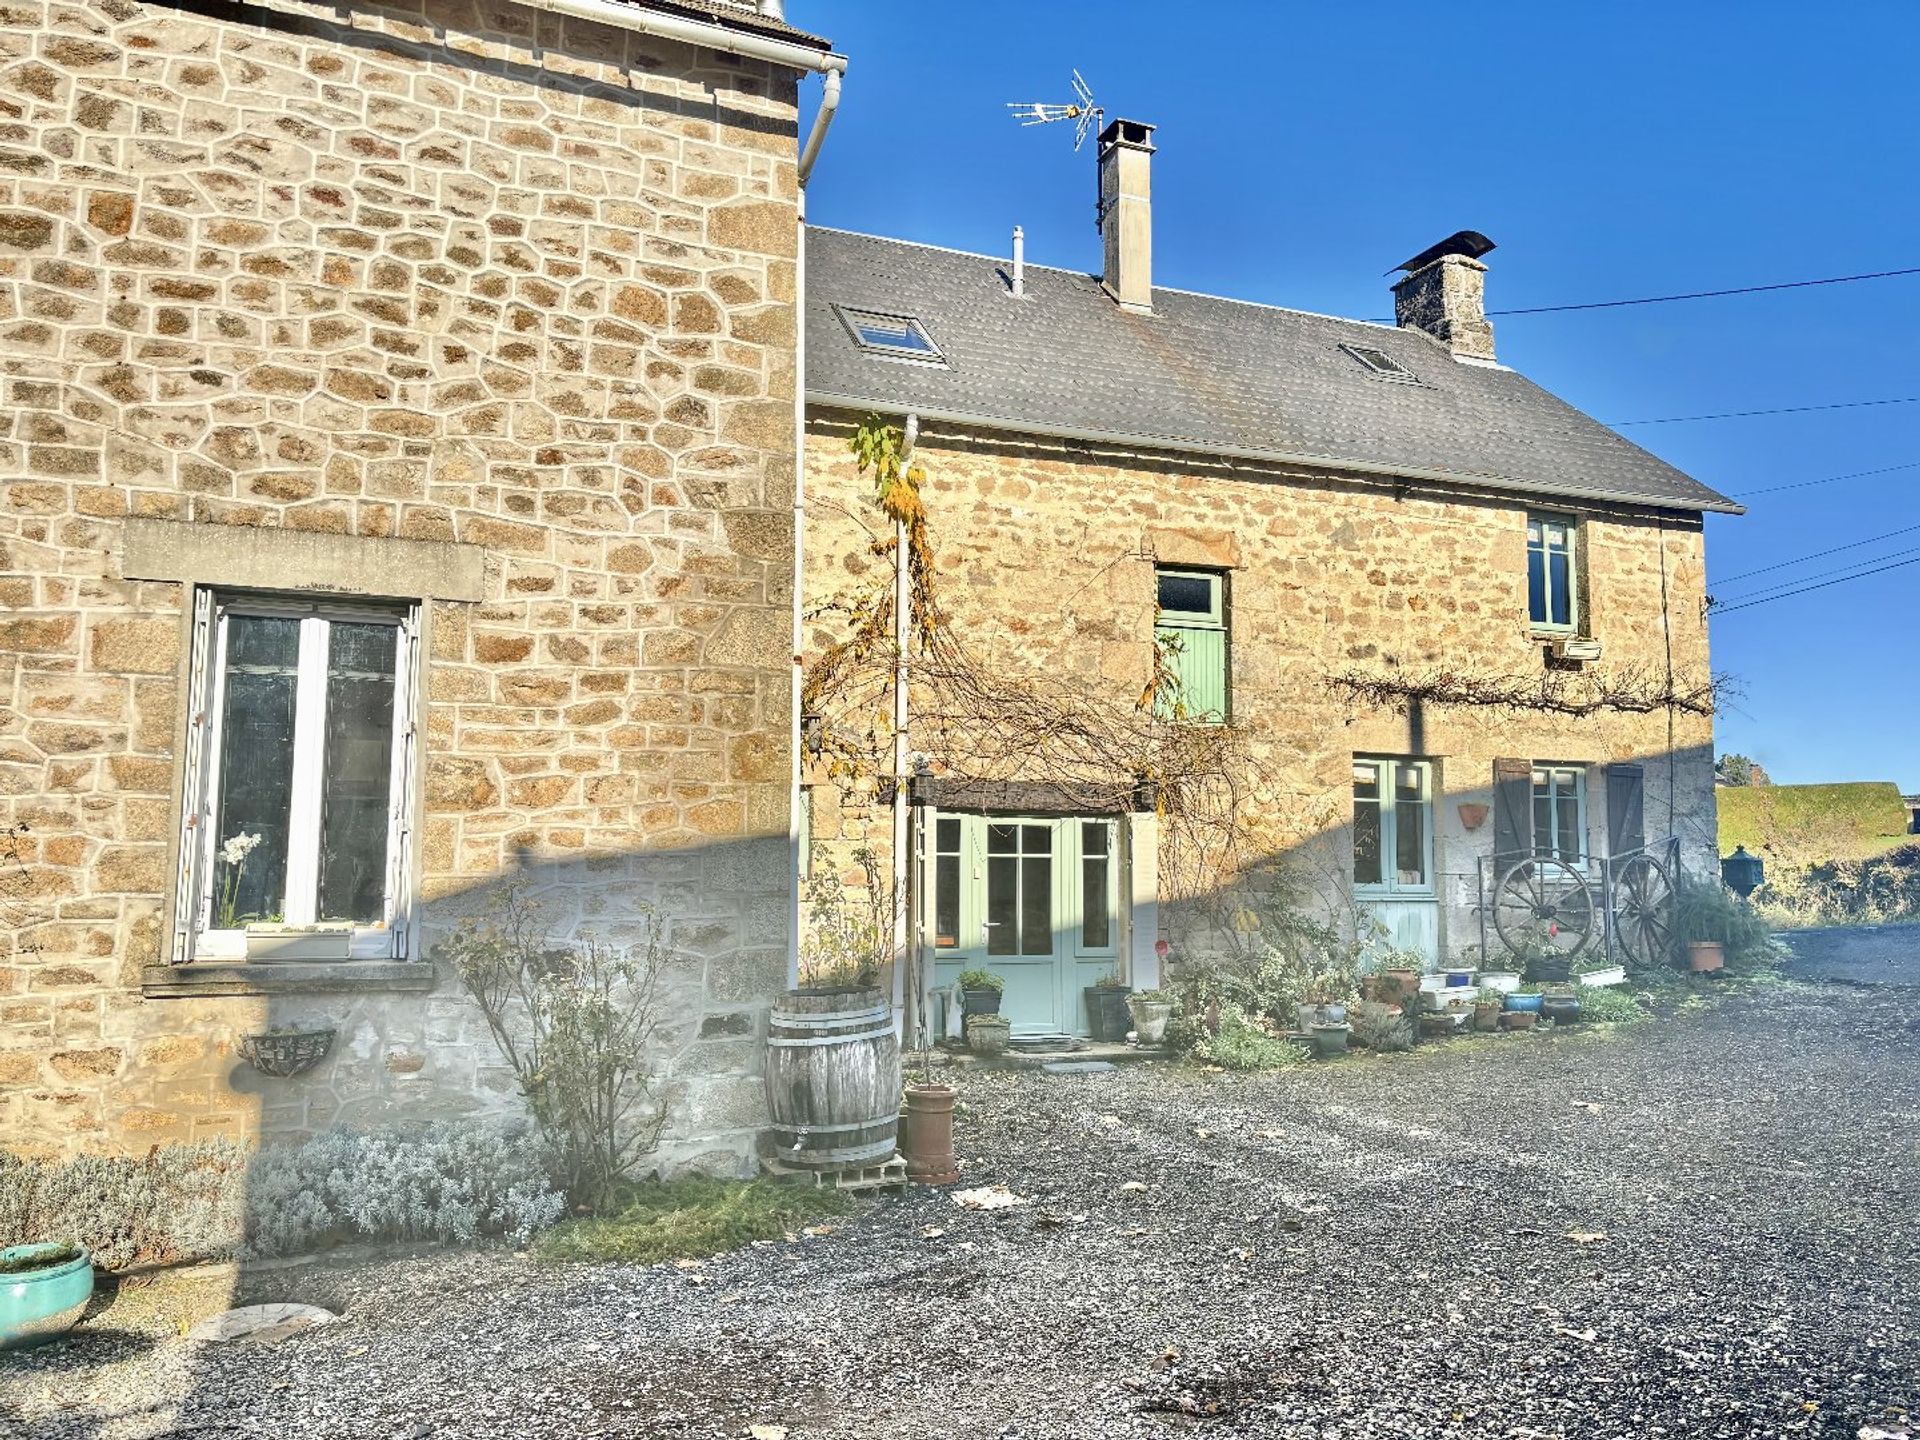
[929,813,1121,1037]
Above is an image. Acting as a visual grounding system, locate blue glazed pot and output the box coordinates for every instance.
[1503,993,1545,1014]
[1,1243,93,1350]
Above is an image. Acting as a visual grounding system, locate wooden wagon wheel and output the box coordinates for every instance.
[1610,853,1675,968]
[1491,855,1597,962]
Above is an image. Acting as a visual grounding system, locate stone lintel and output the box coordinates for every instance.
[122,520,486,603]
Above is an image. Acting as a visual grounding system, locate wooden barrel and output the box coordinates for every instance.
[765,986,900,1171]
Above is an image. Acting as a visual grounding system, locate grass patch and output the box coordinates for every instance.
[1718,782,1911,863]
[533,1176,854,1267]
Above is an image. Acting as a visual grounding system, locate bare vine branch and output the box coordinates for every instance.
[1326,664,1719,718]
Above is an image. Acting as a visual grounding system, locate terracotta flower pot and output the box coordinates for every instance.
[898,1083,960,1186]
[1473,1002,1502,1032]
[1501,1010,1539,1031]
[1688,941,1725,974]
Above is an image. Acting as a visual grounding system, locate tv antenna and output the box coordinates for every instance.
[1006,70,1102,150]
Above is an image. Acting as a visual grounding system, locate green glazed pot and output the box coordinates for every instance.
[1,1243,93,1349]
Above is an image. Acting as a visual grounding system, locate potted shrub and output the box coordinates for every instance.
[1673,879,1781,975]
[1084,974,1132,1041]
[1,1243,93,1350]
[1126,989,1175,1045]
[1472,996,1503,1032]
[965,1013,1011,1056]
[958,968,1006,1019]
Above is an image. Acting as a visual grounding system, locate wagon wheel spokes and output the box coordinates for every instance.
[1611,853,1674,968]
[1491,855,1597,961]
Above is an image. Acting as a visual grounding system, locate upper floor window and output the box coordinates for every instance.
[1527,513,1578,631]
[1532,764,1588,865]
[1353,758,1433,893]
[1153,567,1228,723]
[177,591,419,961]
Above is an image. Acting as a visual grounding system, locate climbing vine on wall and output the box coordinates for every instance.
[1326,663,1720,718]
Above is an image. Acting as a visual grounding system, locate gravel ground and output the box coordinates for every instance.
[1782,925,1920,987]
[8,981,1917,1440]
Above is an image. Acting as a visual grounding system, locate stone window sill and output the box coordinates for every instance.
[141,962,437,999]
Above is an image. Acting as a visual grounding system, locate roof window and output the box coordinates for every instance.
[1340,343,1418,382]
[837,307,946,365]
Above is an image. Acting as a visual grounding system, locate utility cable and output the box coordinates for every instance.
[1613,395,1920,426]
[1489,264,1920,317]
[1733,459,1920,498]
[1715,543,1920,603]
[1715,522,1920,588]
[1710,551,1920,614]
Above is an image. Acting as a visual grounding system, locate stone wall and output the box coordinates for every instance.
[801,413,1720,968]
[0,0,803,1171]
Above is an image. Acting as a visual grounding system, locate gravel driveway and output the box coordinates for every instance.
[9,982,1917,1440]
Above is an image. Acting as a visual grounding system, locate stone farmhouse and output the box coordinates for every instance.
[1,0,841,1171]
[800,120,1738,1040]
[1,0,1739,1166]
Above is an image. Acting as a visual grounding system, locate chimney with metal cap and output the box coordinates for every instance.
[1391,230,1497,360]
[1097,117,1155,313]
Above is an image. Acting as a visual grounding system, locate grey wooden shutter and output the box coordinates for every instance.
[1492,758,1532,862]
[1605,764,1645,858]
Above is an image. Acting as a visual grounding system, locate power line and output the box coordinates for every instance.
[1489,264,1920,317]
[1613,395,1920,426]
[1715,522,1920,588]
[1734,459,1920,498]
[1716,543,1920,603]
[1711,551,1920,615]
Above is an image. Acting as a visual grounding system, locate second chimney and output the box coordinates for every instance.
[1097,118,1155,314]
[1391,230,1497,361]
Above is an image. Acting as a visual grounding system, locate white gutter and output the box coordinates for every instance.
[804,393,1748,517]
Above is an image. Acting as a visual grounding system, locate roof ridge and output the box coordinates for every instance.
[810,225,1410,334]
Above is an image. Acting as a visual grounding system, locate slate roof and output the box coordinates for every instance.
[805,228,1740,515]
[621,0,829,49]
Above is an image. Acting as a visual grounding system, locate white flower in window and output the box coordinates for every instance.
[220,832,263,866]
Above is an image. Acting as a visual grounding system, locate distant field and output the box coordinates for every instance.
[1718,781,1913,862]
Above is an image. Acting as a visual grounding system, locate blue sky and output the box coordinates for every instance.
[799,2,1920,790]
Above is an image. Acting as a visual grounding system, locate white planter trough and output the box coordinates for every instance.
[1424,985,1478,1014]
[1579,964,1627,988]
[1478,970,1523,995]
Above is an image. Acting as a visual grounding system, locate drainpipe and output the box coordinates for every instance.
[785,62,847,986]
[891,415,919,1036]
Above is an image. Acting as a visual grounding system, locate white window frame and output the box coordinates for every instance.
[181,590,420,962]
[1527,512,1579,634]
[1531,764,1589,867]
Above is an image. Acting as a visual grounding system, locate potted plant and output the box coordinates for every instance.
[958,968,1006,1019]
[1673,878,1782,975]
[1,1243,93,1350]
[1472,996,1503,1031]
[1540,986,1581,1025]
[1126,989,1175,1046]
[1478,967,1523,995]
[1308,1020,1349,1058]
[1084,974,1132,1042]
[1501,1008,1539,1032]
[965,1013,1011,1056]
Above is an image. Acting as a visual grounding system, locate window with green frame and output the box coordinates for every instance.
[1527,513,1578,631]
[1352,758,1433,893]
[1153,567,1228,722]
[1532,764,1587,864]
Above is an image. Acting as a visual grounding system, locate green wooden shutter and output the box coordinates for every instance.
[1492,757,1532,863]
[1156,623,1226,722]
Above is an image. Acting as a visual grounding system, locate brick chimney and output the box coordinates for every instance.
[1097,118,1155,314]
[1391,230,1497,361]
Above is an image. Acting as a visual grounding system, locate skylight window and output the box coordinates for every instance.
[837,306,946,365]
[1340,343,1418,382]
